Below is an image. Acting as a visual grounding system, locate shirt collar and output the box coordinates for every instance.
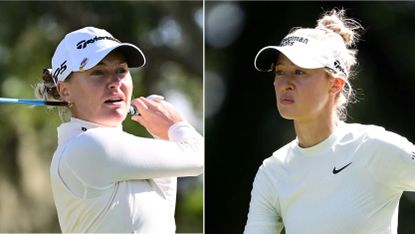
[57,117,122,145]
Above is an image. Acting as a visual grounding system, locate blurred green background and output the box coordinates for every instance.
[206,1,415,233]
[0,1,202,233]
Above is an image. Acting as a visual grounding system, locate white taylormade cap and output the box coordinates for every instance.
[254,33,348,78]
[51,26,146,83]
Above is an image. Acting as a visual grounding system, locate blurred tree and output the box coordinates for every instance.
[0,1,202,233]
[206,1,415,233]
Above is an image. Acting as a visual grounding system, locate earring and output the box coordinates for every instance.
[67,101,74,108]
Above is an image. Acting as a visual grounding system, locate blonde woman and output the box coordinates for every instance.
[35,26,203,233]
[244,9,414,233]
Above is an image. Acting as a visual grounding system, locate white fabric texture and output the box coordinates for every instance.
[50,118,203,233]
[244,122,415,234]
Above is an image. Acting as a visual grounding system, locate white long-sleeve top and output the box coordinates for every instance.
[50,117,203,233]
[244,122,415,234]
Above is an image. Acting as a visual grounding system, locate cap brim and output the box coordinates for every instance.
[254,46,279,72]
[80,43,146,72]
[254,46,324,72]
[116,43,146,68]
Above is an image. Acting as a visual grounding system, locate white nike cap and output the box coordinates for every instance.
[51,26,146,83]
[254,30,348,78]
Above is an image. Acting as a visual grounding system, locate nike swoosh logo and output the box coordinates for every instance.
[332,162,352,174]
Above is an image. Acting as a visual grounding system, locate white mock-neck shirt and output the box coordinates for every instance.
[245,122,414,234]
[50,118,203,233]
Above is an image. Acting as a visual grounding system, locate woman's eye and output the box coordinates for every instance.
[115,67,127,75]
[295,69,305,75]
[90,70,105,76]
[274,70,284,76]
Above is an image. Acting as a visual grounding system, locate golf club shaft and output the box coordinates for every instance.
[0,97,139,115]
[0,98,67,106]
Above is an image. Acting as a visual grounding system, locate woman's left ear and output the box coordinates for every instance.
[57,82,71,102]
[330,77,346,95]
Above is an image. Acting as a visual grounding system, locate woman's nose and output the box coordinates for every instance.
[108,73,122,89]
[275,76,294,91]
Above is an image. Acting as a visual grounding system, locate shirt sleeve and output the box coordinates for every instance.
[244,163,284,234]
[60,121,203,188]
[365,127,415,191]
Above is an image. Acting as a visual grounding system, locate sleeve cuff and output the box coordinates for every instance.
[168,121,200,142]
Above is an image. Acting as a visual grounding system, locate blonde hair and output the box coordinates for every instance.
[34,69,72,122]
[288,9,364,120]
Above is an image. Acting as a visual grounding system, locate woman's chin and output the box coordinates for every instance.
[98,110,127,127]
[278,109,297,120]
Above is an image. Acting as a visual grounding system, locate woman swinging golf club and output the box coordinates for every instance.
[35,26,203,233]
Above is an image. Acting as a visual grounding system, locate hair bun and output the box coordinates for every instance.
[316,9,362,46]
[34,68,60,101]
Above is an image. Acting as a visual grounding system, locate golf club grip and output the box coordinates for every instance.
[44,101,68,106]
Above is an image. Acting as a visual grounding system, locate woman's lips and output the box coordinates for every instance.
[279,96,294,105]
[104,101,124,109]
[104,96,125,107]
[104,93,125,103]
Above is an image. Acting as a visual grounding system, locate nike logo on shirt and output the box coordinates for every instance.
[332,162,352,174]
